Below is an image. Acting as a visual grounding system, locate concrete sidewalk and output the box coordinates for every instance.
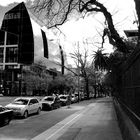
[32,97,123,140]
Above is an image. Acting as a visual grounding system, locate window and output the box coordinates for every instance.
[0,48,4,63]
[44,97,54,101]
[14,99,28,105]
[29,99,34,105]
[6,47,18,63]
[33,99,39,104]
[29,99,38,105]
[6,32,18,45]
[0,31,5,45]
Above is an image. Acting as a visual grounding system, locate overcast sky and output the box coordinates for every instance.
[0,0,137,66]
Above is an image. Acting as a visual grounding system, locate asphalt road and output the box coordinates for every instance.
[0,96,94,140]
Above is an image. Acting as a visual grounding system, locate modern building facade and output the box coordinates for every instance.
[0,2,65,95]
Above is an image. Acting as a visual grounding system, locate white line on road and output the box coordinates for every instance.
[46,113,82,140]
[31,103,96,140]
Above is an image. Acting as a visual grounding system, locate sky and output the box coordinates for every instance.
[0,0,137,66]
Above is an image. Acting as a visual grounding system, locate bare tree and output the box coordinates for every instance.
[30,0,133,53]
[70,48,91,98]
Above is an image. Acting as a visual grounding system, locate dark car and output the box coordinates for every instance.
[0,105,13,126]
[41,96,61,110]
[59,95,69,106]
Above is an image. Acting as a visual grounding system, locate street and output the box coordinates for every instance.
[0,96,93,140]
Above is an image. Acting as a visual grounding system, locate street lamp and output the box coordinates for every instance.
[77,41,80,102]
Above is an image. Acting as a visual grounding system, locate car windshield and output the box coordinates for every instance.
[43,97,54,101]
[13,99,29,105]
[60,96,67,99]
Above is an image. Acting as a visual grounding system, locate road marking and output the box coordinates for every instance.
[32,103,96,140]
[46,113,82,140]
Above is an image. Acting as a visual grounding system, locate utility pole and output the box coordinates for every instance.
[77,41,80,102]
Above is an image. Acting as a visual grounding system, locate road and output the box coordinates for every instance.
[0,96,93,140]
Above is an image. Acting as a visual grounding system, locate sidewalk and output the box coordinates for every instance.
[32,97,123,140]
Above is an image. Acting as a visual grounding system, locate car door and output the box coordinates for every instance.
[33,99,39,113]
[28,99,35,114]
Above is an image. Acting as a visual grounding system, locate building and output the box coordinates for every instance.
[124,30,138,44]
[0,2,65,95]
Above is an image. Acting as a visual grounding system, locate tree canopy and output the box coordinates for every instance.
[31,0,135,53]
[30,0,140,73]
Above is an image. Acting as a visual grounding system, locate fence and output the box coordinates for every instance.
[119,46,140,130]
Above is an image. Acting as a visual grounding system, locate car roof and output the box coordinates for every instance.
[59,95,68,98]
[59,94,68,96]
[15,97,38,100]
[43,96,55,99]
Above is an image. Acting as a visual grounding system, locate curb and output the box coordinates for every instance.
[114,99,140,140]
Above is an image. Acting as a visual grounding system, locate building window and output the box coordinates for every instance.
[6,32,18,45]
[0,65,3,70]
[6,47,18,63]
[0,48,4,63]
[0,31,5,45]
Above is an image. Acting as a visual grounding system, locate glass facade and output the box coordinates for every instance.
[1,2,34,64]
[6,47,18,63]
[6,32,18,45]
[0,2,64,96]
[1,2,62,70]
[0,48,4,63]
[0,30,5,45]
[0,31,18,65]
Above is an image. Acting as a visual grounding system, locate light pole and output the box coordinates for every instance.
[77,41,80,102]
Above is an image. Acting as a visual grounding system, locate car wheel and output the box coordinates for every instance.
[50,106,53,110]
[58,104,61,108]
[37,108,41,114]
[4,117,10,125]
[23,111,28,118]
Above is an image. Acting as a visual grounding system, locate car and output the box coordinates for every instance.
[41,96,61,110]
[59,95,69,106]
[71,94,78,103]
[5,97,42,118]
[0,105,13,126]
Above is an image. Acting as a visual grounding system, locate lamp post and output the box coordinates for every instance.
[77,41,80,102]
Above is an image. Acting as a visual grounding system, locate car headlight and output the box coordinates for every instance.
[17,108,22,111]
[12,108,22,111]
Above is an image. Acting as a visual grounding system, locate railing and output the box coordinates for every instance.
[118,98,140,130]
[117,46,140,130]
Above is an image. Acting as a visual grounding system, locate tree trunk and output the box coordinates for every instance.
[85,78,89,99]
[93,85,97,98]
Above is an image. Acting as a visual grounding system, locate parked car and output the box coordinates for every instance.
[0,105,13,126]
[41,96,61,110]
[5,97,42,118]
[71,94,78,103]
[59,95,69,106]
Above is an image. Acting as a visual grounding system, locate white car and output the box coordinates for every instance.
[5,97,42,118]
